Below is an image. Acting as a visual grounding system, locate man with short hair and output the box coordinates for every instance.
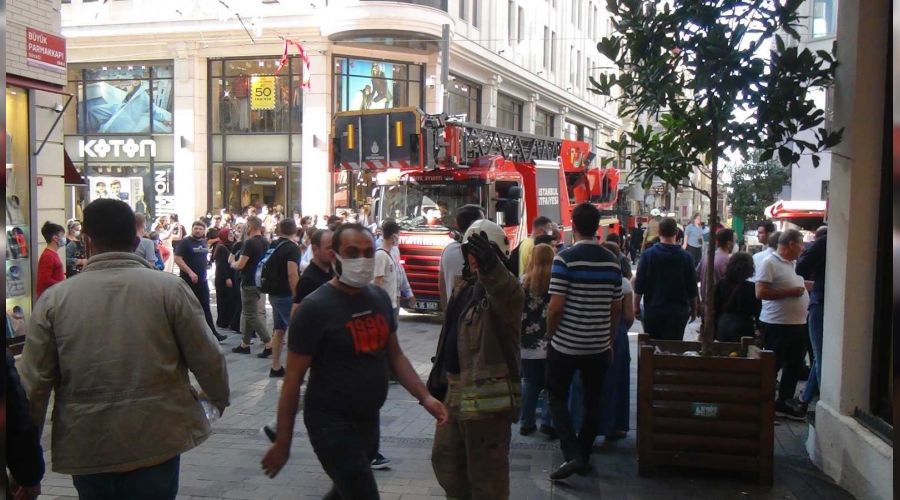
[683,213,704,267]
[230,216,273,354]
[438,205,484,310]
[753,221,777,270]
[134,213,159,267]
[263,219,302,377]
[261,224,447,499]
[375,220,402,323]
[20,199,229,500]
[36,221,66,299]
[605,233,633,279]
[697,228,735,300]
[175,221,226,342]
[634,218,699,341]
[755,229,811,420]
[796,226,827,414]
[516,215,554,276]
[544,203,623,480]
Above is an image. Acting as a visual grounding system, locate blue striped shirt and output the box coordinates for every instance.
[549,240,623,355]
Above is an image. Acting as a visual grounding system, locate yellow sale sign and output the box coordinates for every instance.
[250,76,276,110]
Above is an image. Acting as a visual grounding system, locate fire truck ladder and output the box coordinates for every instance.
[424,114,563,166]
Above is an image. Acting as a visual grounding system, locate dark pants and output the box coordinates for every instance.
[182,275,216,333]
[214,281,237,328]
[72,455,179,500]
[687,245,702,267]
[760,322,808,403]
[305,410,380,500]
[546,346,611,463]
[598,323,631,437]
[642,311,690,341]
[228,278,242,331]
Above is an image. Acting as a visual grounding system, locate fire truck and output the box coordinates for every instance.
[332,108,619,312]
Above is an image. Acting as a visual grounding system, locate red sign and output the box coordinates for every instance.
[26,28,66,73]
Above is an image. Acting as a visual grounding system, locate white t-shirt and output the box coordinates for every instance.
[374,247,399,308]
[440,241,465,299]
[751,247,774,280]
[756,252,809,325]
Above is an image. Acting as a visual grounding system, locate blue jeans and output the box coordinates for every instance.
[568,371,584,431]
[598,323,632,437]
[520,358,552,428]
[72,455,179,500]
[801,301,824,404]
[269,293,293,331]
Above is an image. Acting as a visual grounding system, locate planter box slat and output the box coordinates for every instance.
[654,416,759,438]
[638,336,775,485]
[652,400,759,420]
[653,369,761,387]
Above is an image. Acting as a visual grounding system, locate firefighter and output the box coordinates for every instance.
[428,219,525,499]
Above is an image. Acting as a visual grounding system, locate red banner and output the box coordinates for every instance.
[26,27,66,73]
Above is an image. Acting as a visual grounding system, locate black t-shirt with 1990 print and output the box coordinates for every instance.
[288,282,398,419]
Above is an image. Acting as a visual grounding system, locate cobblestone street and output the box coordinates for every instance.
[35,309,854,500]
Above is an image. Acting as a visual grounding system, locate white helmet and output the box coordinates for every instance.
[650,208,661,217]
[463,219,510,256]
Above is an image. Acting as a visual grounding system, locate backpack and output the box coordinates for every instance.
[257,239,292,293]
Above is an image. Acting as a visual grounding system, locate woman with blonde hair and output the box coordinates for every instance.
[519,243,557,436]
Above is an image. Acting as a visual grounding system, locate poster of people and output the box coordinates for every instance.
[80,70,173,133]
[339,59,409,111]
[90,176,147,212]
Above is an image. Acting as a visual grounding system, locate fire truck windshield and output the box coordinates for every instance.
[379,181,484,230]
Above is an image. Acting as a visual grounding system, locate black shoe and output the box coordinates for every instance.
[257,347,272,359]
[269,367,285,378]
[232,345,251,354]
[260,423,276,443]
[550,459,590,481]
[540,425,558,439]
[214,332,227,342]
[775,400,806,422]
[519,425,536,436]
[370,453,391,470]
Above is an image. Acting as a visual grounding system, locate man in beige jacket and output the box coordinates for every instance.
[19,199,230,500]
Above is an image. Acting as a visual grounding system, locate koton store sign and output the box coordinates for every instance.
[26,28,66,73]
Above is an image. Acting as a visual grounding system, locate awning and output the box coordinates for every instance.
[64,150,86,185]
[764,200,826,219]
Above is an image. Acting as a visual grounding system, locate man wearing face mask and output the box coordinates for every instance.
[428,220,525,500]
[261,224,448,499]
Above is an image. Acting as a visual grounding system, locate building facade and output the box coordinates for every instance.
[6,0,71,350]
[60,0,623,221]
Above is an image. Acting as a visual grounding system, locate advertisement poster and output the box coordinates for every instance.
[339,59,410,111]
[90,176,145,211]
[81,78,173,134]
[250,76,276,110]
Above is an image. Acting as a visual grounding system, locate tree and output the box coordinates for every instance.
[592,0,842,352]
[728,152,790,228]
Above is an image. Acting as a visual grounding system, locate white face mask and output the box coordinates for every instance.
[333,254,375,288]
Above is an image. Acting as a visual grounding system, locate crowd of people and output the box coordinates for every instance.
[7,198,827,500]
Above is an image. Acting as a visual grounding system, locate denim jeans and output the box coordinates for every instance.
[241,286,271,345]
[801,302,824,404]
[568,371,584,432]
[520,358,552,428]
[72,455,180,500]
[269,293,293,331]
[304,410,380,500]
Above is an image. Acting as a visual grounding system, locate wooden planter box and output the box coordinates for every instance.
[637,334,776,485]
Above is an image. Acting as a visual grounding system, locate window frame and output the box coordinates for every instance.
[331,55,425,113]
[497,93,524,131]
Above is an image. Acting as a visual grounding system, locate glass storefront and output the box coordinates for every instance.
[6,85,33,345]
[65,62,176,221]
[209,57,303,215]
[447,74,481,123]
[333,57,424,112]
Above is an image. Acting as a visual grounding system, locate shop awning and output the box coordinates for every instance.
[764,200,827,219]
[64,150,86,185]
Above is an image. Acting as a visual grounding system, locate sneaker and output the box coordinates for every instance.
[257,347,273,359]
[260,423,276,443]
[269,367,285,378]
[370,453,391,470]
[775,401,806,422]
[550,459,590,480]
[214,332,227,342]
[540,425,558,440]
[232,345,251,354]
[519,425,536,436]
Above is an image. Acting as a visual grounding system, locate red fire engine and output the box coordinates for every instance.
[332,108,619,312]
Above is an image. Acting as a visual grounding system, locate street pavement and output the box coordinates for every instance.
[34,304,854,500]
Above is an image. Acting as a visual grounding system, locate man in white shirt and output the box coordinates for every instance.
[438,205,484,310]
[374,219,401,321]
[755,229,810,421]
[752,221,777,272]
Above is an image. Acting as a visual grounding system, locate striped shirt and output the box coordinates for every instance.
[549,240,623,355]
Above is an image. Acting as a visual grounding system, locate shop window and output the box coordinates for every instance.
[6,85,32,346]
[72,63,174,134]
[497,93,523,131]
[333,57,424,112]
[811,0,836,38]
[447,75,481,123]
[210,57,303,134]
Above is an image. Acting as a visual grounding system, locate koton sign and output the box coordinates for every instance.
[26,28,66,73]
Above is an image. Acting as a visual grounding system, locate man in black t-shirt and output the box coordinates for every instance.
[264,219,302,377]
[261,224,447,499]
[174,221,226,341]
[230,216,272,355]
[291,228,334,315]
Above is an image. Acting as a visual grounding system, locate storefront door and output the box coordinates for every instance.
[226,165,286,213]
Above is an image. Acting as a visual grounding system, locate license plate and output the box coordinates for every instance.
[415,301,439,311]
[692,402,719,418]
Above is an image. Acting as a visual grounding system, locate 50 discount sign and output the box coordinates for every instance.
[250,76,276,110]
